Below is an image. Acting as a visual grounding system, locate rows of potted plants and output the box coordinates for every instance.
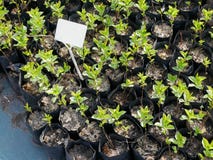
[0,0,213,159]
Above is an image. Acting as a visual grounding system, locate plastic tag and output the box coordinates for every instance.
[55,19,87,48]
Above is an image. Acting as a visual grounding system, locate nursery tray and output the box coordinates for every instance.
[0,73,47,160]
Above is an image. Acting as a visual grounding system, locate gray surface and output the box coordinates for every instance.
[0,74,48,160]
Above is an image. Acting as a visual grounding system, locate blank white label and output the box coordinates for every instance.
[55,19,87,48]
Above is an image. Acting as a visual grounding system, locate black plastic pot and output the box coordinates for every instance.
[65,139,96,160]
[104,67,125,90]
[65,0,83,16]
[151,21,173,42]
[58,108,86,134]
[98,134,130,160]
[154,41,174,66]
[128,11,143,30]
[26,109,48,145]
[79,120,104,148]
[145,61,168,81]
[173,30,194,52]
[178,0,199,19]
[201,28,213,50]
[112,114,143,141]
[156,146,188,160]
[39,123,69,160]
[131,134,161,160]
[107,85,137,108]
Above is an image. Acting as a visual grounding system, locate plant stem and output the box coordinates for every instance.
[65,44,84,81]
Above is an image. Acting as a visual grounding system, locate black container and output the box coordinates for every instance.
[151,21,174,43]
[98,134,130,160]
[39,123,69,160]
[131,134,161,160]
[65,139,96,160]
[65,0,83,16]
[178,0,199,19]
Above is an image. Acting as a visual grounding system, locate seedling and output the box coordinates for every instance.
[172,51,192,73]
[180,109,206,124]
[204,86,213,109]
[155,113,174,136]
[199,138,213,159]
[165,4,179,25]
[136,0,149,16]
[27,8,46,41]
[168,131,186,153]
[151,81,168,106]
[119,51,134,70]
[188,73,206,90]
[44,1,64,19]
[70,90,88,116]
[24,103,32,113]
[167,73,178,86]
[137,72,148,88]
[46,84,64,103]
[12,24,28,49]
[83,63,103,92]
[92,105,126,127]
[135,106,153,128]
[42,113,52,126]
[179,89,196,106]
[121,79,134,89]
[191,19,204,38]
[201,8,213,23]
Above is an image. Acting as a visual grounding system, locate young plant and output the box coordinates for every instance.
[12,24,28,49]
[155,113,175,136]
[74,45,91,61]
[0,21,13,49]
[188,73,206,90]
[27,8,46,41]
[109,57,120,70]
[83,63,103,92]
[92,105,126,127]
[167,73,178,86]
[202,57,211,69]
[151,81,168,106]
[24,103,32,113]
[137,72,148,88]
[45,1,64,19]
[180,109,206,129]
[168,131,187,153]
[70,90,88,116]
[136,0,149,16]
[172,51,192,73]
[46,84,64,103]
[42,113,53,126]
[113,19,128,35]
[121,78,134,89]
[170,79,187,100]
[199,138,213,159]
[179,89,196,106]
[164,4,179,25]
[204,86,213,109]
[191,19,204,38]
[201,8,213,23]
[129,24,150,53]
[20,62,50,92]
[137,72,148,99]
[142,43,156,62]
[135,106,153,128]
[119,51,134,70]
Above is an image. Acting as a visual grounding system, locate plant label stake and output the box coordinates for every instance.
[55,19,87,80]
